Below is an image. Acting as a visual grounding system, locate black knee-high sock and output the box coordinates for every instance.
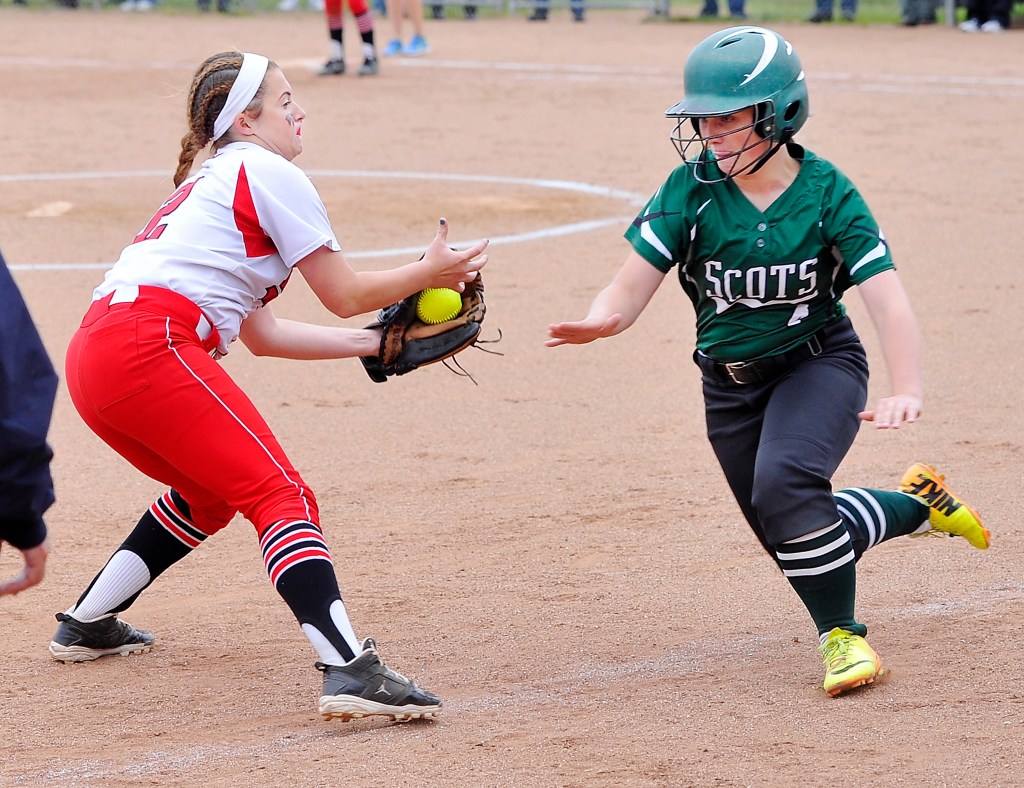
[326,28,344,62]
[775,521,866,638]
[261,519,361,664]
[71,490,205,620]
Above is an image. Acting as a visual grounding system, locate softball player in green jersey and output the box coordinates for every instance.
[547,26,990,697]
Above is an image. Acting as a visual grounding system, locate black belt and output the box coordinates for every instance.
[697,323,833,386]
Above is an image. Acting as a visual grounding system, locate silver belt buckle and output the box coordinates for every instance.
[724,361,753,384]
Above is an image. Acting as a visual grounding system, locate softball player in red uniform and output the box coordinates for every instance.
[49,51,487,722]
[548,26,989,697]
[319,0,380,76]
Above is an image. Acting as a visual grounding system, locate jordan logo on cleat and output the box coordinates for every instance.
[374,680,392,698]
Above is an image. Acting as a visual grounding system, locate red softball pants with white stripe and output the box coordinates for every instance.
[65,286,319,538]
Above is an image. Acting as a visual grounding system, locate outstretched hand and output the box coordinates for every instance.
[421,218,489,292]
[546,314,623,347]
[859,394,922,429]
[0,539,50,597]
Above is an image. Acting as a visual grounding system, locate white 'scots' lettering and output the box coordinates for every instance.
[705,258,818,313]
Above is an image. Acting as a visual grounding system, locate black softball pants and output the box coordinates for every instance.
[698,317,869,559]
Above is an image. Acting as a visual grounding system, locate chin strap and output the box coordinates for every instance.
[746,130,794,176]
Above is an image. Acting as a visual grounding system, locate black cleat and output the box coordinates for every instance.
[318,59,346,76]
[49,612,156,663]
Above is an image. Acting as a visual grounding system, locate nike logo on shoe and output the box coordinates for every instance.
[904,476,963,515]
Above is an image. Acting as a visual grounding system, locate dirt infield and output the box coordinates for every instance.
[2,9,1023,787]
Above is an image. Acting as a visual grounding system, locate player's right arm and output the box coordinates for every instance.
[547,251,666,347]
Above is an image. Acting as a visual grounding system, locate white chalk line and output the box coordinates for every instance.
[2,54,1022,95]
[4,169,645,272]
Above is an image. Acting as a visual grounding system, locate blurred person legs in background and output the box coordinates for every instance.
[900,0,938,24]
[959,0,1011,31]
[527,0,585,21]
[319,0,380,76]
[808,0,856,21]
[383,0,430,57]
[699,0,746,19]
[430,2,477,17]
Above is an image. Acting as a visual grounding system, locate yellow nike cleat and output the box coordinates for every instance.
[899,462,990,549]
[819,628,883,697]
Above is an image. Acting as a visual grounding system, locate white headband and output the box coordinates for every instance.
[212,52,270,141]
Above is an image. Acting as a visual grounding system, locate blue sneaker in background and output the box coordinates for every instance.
[403,35,430,57]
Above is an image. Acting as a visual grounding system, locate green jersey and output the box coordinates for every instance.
[625,145,893,362]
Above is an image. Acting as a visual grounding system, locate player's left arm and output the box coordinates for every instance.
[296,221,487,320]
[239,303,381,360]
[856,269,923,429]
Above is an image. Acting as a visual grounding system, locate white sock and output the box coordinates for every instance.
[71,551,151,622]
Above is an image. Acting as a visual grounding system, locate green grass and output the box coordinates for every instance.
[658,0,957,25]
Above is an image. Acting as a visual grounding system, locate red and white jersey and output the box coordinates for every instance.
[94,142,341,356]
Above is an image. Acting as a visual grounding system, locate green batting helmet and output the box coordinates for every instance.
[666,26,808,143]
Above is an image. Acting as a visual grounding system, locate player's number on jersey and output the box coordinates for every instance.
[133,179,202,244]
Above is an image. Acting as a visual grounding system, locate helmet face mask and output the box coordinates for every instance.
[669,105,777,184]
[666,26,808,183]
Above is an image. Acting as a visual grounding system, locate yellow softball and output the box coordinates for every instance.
[416,288,462,324]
